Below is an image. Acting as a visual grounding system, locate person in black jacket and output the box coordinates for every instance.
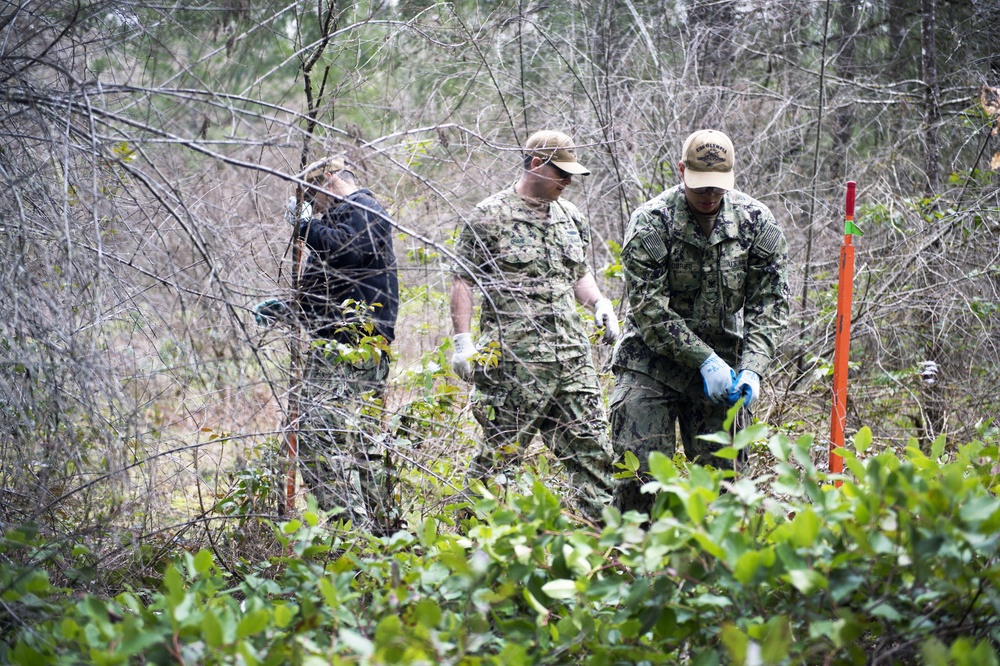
[254,156,399,534]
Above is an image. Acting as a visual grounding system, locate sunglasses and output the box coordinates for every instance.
[690,186,727,196]
[546,161,573,179]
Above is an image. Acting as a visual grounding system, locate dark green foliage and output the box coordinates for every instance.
[4,425,1000,664]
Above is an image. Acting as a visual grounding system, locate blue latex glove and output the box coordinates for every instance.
[730,369,761,407]
[700,353,737,405]
[252,299,289,326]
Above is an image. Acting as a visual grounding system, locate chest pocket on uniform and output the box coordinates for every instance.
[560,225,587,266]
[720,251,748,295]
[669,241,703,293]
[497,223,540,271]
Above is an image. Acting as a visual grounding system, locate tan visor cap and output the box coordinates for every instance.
[300,156,348,185]
[524,130,591,176]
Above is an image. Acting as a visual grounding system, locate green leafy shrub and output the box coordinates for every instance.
[3,425,1000,664]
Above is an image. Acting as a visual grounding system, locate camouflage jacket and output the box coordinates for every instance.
[453,186,594,362]
[612,185,789,392]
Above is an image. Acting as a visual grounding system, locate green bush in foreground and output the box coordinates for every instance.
[3,425,1000,665]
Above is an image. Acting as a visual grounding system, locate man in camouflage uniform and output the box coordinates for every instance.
[253,156,399,533]
[449,131,620,522]
[610,130,789,514]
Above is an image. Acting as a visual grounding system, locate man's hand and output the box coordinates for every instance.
[451,333,478,381]
[593,297,620,344]
[730,369,760,407]
[699,353,737,405]
[284,196,313,225]
[252,299,289,326]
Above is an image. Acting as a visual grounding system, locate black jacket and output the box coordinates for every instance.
[297,188,398,344]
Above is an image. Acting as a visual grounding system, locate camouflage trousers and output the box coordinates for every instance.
[297,345,396,534]
[609,367,736,516]
[470,354,614,522]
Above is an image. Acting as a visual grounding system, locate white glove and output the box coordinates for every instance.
[731,369,761,407]
[451,333,478,381]
[699,353,736,405]
[284,196,313,225]
[593,298,620,344]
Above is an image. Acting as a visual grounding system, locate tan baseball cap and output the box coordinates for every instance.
[524,130,591,176]
[681,130,735,190]
[300,155,348,185]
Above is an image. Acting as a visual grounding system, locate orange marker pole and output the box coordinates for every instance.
[830,181,858,478]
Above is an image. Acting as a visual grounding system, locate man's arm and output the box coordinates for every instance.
[449,276,478,380]
[572,271,604,309]
[450,276,474,334]
[739,212,790,376]
[300,195,382,266]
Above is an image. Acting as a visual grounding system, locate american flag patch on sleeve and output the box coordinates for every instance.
[640,230,668,262]
[756,224,781,255]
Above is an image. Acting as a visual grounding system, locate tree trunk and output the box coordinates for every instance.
[920,0,940,195]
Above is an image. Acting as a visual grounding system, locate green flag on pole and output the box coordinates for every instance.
[844,220,864,236]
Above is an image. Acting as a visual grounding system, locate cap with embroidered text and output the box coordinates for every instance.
[681,130,735,191]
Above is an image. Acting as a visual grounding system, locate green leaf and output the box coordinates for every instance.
[273,604,294,629]
[699,432,732,446]
[162,565,183,600]
[12,638,46,666]
[420,517,437,549]
[713,446,738,461]
[789,508,821,548]
[203,610,223,648]
[853,426,873,454]
[498,643,530,665]
[692,648,721,666]
[691,593,732,609]
[959,496,1000,524]
[60,618,79,641]
[761,615,792,664]
[931,434,947,460]
[647,451,676,482]
[966,639,1000,666]
[870,602,902,621]
[921,637,949,665]
[767,434,792,462]
[692,532,725,559]
[733,423,768,450]
[375,615,403,645]
[624,450,640,473]
[686,492,707,524]
[413,598,442,628]
[319,577,338,607]
[787,569,828,594]
[733,550,762,585]
[541,579,577,600]
[118,620,163,657]
[720,624,749,665]
[237,609,269,638]
[193,549,214,576]
[21,570,50,595]
[339,629,375,657]
[523,589,549,619]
